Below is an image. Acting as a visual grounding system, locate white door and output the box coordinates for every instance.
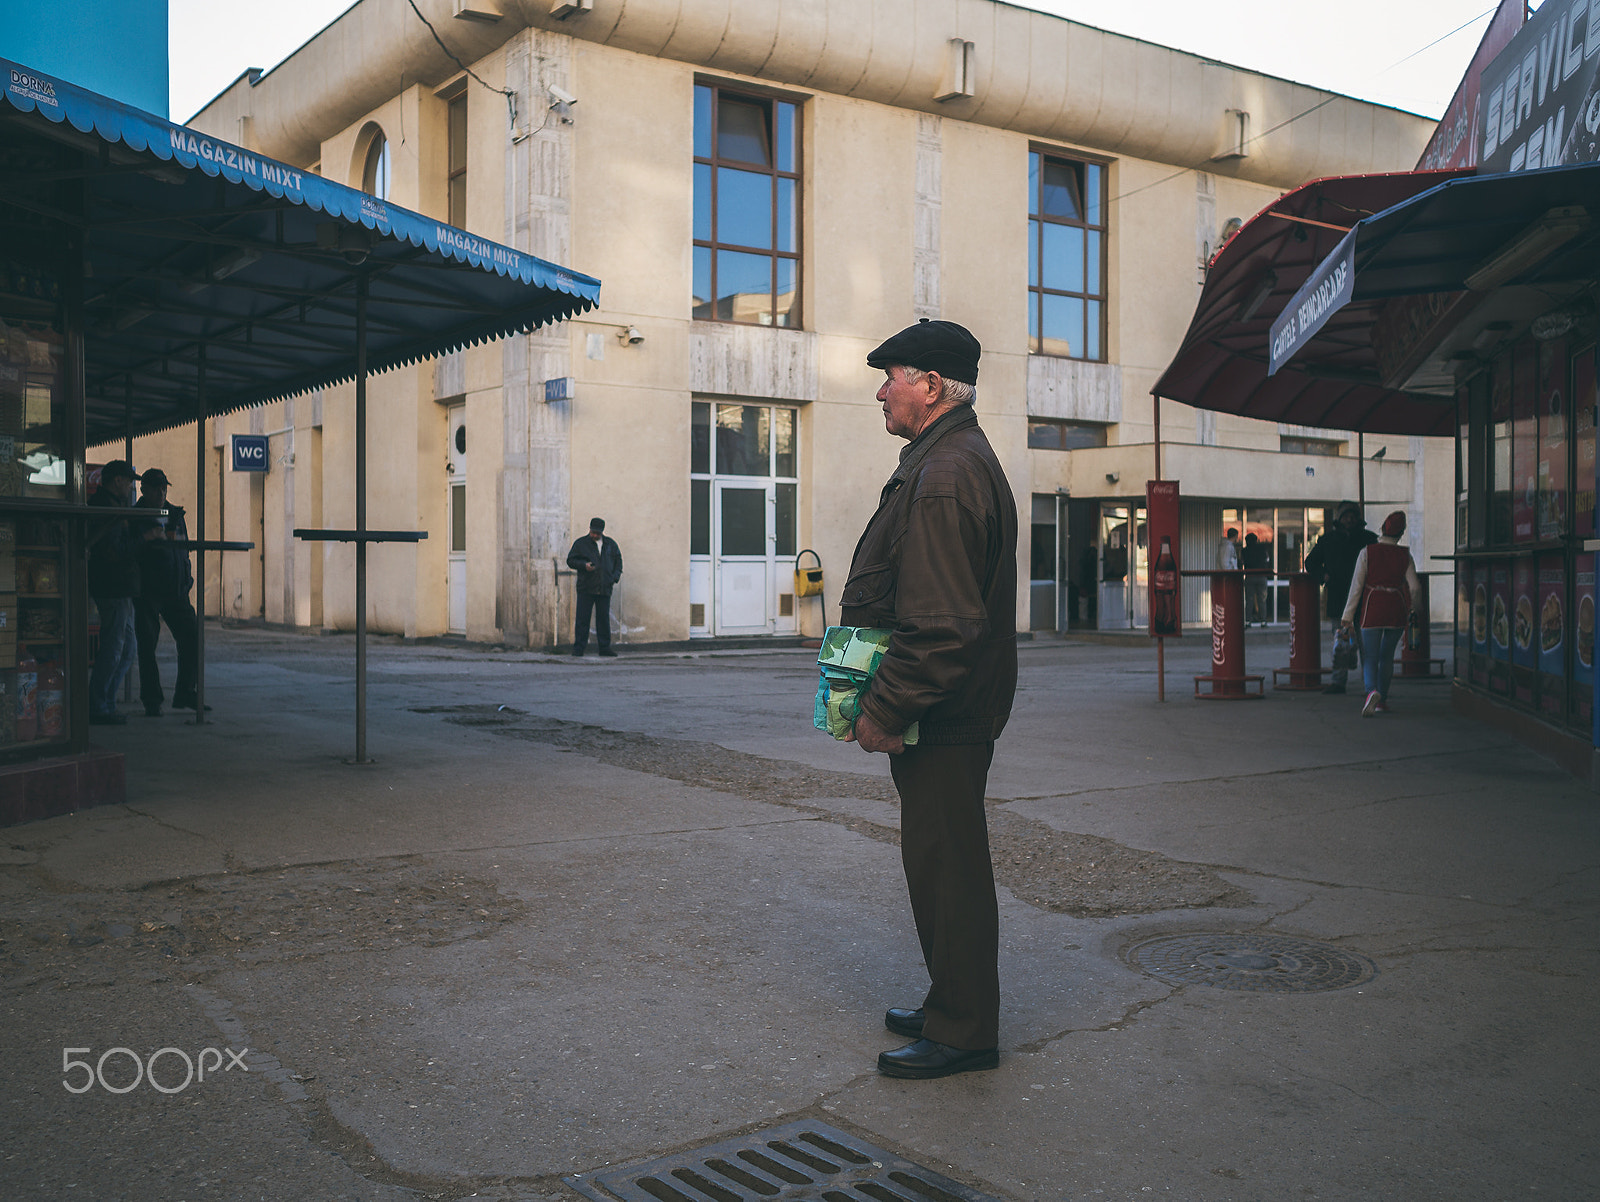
[714,480,771,634]
[446,406,466,635]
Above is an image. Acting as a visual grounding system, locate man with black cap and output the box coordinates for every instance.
[87,460,152,724]
[133,468,201,716]
[1304,501,1377,693]
[839,318,1017,1079]
[566,517,622,657]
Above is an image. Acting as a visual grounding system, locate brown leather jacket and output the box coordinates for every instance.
[839,405,1017,744]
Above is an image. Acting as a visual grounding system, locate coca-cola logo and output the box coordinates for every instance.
[1212,595,1227,666]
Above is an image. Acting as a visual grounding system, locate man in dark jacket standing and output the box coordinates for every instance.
[133,468,200,716]
[87,460,150,725]
[841,318,1016,1080]
[566,518,622,657]
[1304,501,1377,693]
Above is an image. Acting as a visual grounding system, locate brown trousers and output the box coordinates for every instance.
[889,740,999,1050]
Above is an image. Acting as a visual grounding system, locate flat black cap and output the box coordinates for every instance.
[866,318,980,384]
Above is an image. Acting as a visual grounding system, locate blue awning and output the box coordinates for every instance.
[0,58,602,443]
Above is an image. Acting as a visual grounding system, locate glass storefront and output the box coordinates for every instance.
[1455,335,1595,740]
[0,266,73,759]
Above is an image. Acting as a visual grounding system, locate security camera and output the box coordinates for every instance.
[546,84,577,107]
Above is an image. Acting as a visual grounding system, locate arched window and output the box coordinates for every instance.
[361,130,390,200]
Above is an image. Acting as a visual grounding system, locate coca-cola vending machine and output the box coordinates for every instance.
[1147,480,1180,637]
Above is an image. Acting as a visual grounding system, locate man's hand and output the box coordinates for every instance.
[844,709,905,755]
[584,562,596,571]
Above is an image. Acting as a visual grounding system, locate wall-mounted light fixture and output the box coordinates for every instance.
[618,325,644,345]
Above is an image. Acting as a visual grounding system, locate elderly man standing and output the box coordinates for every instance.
[566,517,622,657]
[840,319,1017,1079]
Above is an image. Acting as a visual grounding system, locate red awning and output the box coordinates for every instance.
[1152,169,1472,437]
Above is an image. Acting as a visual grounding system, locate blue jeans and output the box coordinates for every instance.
[90,596,137,715]
[1359,626,1403,700]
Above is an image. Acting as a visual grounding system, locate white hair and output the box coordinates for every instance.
[898,365,975,406]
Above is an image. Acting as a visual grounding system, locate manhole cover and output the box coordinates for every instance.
[563,1119,997,1201]
[1126,932,1377,992]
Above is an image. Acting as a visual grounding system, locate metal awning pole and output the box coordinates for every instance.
[1153,395,1165,701]
[354,276,369,764]
[192,346,208,724]
[1358,432,1366,517]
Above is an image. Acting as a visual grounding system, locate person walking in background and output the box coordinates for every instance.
[133,468,201,716]
[566,518,622,657]
[1242,532,1270,624]
[1305,501,1377,694]
[87,460,150,725]
[1340,510,1420,717]
[840,318,1016,1081]
[1216,526,1241,570]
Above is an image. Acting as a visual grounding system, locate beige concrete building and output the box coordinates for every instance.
[103,0,1446,646]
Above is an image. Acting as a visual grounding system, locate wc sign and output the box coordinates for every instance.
[231,434,269,472]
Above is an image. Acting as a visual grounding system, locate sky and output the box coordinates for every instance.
[169,0,1511,126]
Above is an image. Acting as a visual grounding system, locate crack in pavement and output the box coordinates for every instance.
[414,705,1252,920]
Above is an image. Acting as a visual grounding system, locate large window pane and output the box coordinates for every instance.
[774,407,796,477]
[716,168,771,249]
[717,97,770,165]
[693,163,712,241]
[776,102,796,172]
[691,401,710,474]
[694,85,711,158]
[690,479,710,555]
[1041,294,1082,358]
[716,404,770,476]
[776,482,796,557]
[716,251,770,323]
[776,178,796,252]
[1040,159,1081,219]
[774,258,797,328]
[1042,223,1084,293]
[720,488,767,555]
[692,246,712,319]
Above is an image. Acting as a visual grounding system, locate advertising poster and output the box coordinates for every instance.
[1513,343,1537,542]
[1511,558,1536,703]
[1538,341,1567,541]
[1492,356,1513,544]
[1537,556,1567,718]
[1145,480,1180,637]
[1490,562,1512,694]
[1480,0,1600,173]
[1417,0,1524,171]
[1575,558,1595,731]
[1456,563,1472,676]
[1471,562,1491,688]
[1576,346,1597,539]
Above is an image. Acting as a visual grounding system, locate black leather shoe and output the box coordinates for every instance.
[144,704,163,718]
[598,648,617,657]
[885,1007,925,1039]
[877,1038,998,1080]
[571,648,585,657]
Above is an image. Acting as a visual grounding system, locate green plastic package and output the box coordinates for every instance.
[812,626,919,745]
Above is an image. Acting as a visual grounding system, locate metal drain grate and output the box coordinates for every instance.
[1126,932,1377,993]
[563,1119,998,1202]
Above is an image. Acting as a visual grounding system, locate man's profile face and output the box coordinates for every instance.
[877,365,937,440]
[105,474,134,501]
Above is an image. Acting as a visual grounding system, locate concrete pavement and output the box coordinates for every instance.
[0,624,1595,1200]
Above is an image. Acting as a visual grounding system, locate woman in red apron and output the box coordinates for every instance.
[1339,510,1420,717]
